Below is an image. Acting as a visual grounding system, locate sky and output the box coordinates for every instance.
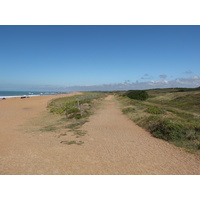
[0,25,200,91]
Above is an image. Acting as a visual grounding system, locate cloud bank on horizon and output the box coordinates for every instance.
[31,75,200,92]
[1,75,200,92]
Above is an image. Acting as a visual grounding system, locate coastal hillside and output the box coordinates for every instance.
[118,87,200,152]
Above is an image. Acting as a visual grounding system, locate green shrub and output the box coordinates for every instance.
[145,106,164,114]
[48,93,105,119]
[122,107,135,114]
[125,90,149,101]
[139,115,162,132]
[68,107,79,114]
[165,109,179,114]
[151,119,186,141]
[75,114,82,119]
[185,130,198,140]
[50,107,66,114]
[146,115,161,121]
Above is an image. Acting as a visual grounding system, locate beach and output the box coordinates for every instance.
[0,93,81,174]
[0,93,200,175]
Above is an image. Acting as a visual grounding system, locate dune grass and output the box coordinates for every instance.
[46,92,106,144]
[26,92,106,146]
[147,88,200,114]
[117,88,200,152]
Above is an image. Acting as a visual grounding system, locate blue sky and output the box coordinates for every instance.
[0,25,200,91]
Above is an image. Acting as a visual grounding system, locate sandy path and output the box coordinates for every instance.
[78,95,200,174]
[0,95,199,174]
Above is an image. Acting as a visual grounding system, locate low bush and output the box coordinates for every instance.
[145,106,164,114]
[151,118,186,141]
[48,93,104,119]
[138,115,162,132]
[122,107,135,114]
[68,107,79,114]
[165,108,179,114]
[124,90,149,101]
[186,130,198,141]
[50,107,66,114]
[75,114,82,119]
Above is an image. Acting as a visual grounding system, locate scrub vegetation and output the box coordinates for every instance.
[123,90,149,101]
[46,92,106,145]
[117,87,200,152]
[48,93,104,117]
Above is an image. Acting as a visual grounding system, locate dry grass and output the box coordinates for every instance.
[118,90,200,152]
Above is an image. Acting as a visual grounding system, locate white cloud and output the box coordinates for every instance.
[3,76,199,92]
[191,75,199,80]
[60,75,200,91]
[163,80,168,84]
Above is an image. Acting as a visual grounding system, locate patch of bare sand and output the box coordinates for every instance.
[0,94,199,174]
[0,93,81,174]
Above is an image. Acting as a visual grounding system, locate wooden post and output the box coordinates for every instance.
[80,104,83,116]
[65,106,68,119]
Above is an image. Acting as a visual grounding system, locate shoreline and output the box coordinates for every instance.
[0,93,69,100]
[0,95,40,99]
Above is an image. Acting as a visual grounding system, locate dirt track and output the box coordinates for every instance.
[0,95,200,174]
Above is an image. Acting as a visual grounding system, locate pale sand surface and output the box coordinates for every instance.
[0,94,199,174]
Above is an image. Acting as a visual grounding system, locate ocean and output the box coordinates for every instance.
[0,91,61,99]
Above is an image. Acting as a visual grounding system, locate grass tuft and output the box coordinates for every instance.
[40,125,58,132]
[60,140,84,145]
[145,106,165,114]
[122,107,135,114]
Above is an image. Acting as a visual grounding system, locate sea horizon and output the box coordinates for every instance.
[0,90,66,99]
